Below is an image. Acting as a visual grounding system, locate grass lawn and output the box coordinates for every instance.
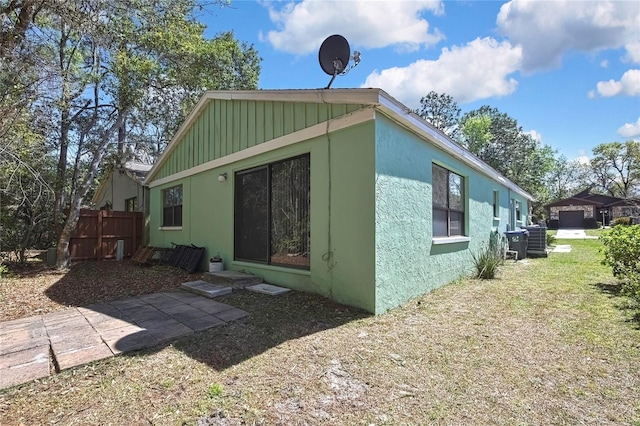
[1,239,639,425]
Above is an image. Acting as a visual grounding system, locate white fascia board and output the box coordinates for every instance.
[148,107,375,188]
[375,92,535,202]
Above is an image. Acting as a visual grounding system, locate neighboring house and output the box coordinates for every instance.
[144,89,533,314]
[546,188,640,228]
[92,161,152,244]
[92,162,152,212]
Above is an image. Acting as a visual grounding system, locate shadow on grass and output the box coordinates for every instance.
[39,260,370,371]
[593,282,640,328]
[172,290,370,370]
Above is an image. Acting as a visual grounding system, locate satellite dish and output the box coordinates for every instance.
[318,34,361,89]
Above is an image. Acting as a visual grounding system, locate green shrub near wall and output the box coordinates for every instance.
[600,224,640,309]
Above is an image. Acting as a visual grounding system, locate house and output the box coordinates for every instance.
[144,89,533,314]
[92,161,152,212]
[546,188,640,228]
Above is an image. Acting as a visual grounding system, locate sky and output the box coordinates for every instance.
[199,0,640,163]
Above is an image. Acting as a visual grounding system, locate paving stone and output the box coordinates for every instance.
[0,345,49,370]
[138,293,184,308]
[125,307,172,324]
[0,325,49,355]
[80,304,128,319]
[102,327,158,354]
[214,308,249,323]
[83,315,132,332]
[49,331,104,354]
[162,304,208,318]
[145,321,194,344]
[179,314,225,332]
[246,283,291,295]
[0,346,50,389]
[188,299,235,315]
[41,309,84,327]
[108,297,149,310]
[181,280,232,298]
[0,316,44,335]
[164,291,205,303]
[55,343,114,370]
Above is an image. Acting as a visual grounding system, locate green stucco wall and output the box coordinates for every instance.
[149,121,377,313]
[373,115,529,314]
[149,96,531,315]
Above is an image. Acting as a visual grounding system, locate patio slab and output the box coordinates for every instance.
[0,290,249,390]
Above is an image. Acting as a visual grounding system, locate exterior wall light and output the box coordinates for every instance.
[218,172,227,182]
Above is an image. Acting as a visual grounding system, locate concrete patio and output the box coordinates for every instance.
[0,291,248,390]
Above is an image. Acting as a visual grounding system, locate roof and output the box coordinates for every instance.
[91,162,152,205]
[145,88,534,201]
[547,188,640,208]
[123,161,152,182]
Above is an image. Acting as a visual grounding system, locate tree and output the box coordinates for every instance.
[460,106,556,219]
[588,141,640,198]
[2,0,261,268]
[544,155,589,201]
[415,91,461,139]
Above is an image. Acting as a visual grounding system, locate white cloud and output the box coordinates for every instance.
[594,69,640,97]
[618,117,640,138]
[625,41,640,64]
[576,156,590,165]
[526,129,542,142]
[497,0,640,72]
[262,0,444,55]
[600,60,609,68]
[362,37,522,107]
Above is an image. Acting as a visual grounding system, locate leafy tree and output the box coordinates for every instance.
[415,91,461,139]
[544,155,590,200]
[588,141,640,198]
[460,106,556,218]
[2,0,261,268]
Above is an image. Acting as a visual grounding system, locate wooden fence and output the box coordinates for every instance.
[69,209,143,261]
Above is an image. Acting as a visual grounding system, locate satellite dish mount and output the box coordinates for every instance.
[318,35,361,89]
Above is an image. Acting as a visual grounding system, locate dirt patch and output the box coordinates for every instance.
[0,260,193,321]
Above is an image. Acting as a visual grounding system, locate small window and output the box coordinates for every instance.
[516,201,522,221]
[432,164,465,237]
[493,191,499,218]
[162,185,182,227]
[125,197,137,212]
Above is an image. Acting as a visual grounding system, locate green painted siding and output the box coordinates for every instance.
[149,95,531,315]
[149,121,377,313]
[154,100,365,180]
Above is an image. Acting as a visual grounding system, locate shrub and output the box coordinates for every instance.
[612,216,632,226]
[546,233,557,247]
[471,231,506,279]
[600,225,640,309]
[584,217,599,229]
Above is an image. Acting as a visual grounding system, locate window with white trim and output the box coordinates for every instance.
[162,185,182,227]
[432,164,465,237]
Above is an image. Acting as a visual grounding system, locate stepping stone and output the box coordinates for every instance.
[553,244,572,253]
[246,283,291,296]
[202,271,263,288]
[181,280,232,298]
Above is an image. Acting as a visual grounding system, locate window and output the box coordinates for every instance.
[235,154,310,269]
[162,185,182,227]
[432,164,465,237]
[493,191,499,218]
[515,201,522,221]
[125,197,137,212]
